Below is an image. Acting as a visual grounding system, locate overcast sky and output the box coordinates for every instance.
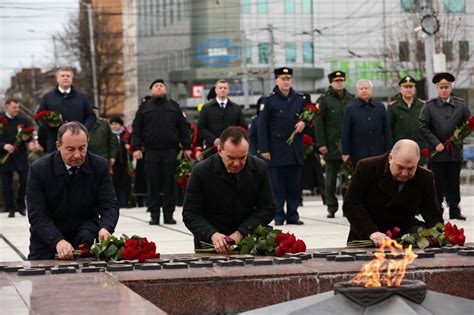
[0,0,78,91]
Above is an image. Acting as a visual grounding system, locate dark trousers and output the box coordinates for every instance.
[1,170,28,212]
[268,165,302,223]
[431,161,462,214]
[145,149,177,221]
[325,160,342,213]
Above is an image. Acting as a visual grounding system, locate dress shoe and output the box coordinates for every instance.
[287,220,304,225]
[164,217,177,224]
[149,219,159,225]
[326,212,335,218]
[18,208,26,216]
[274,221,284,226]
[8,212,15,218]
[449,214,467,221]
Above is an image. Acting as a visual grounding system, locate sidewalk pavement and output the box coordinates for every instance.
[1,195,473,262]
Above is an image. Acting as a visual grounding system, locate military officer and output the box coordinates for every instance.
[314,70,355,218]
[388,76,427,165]
[419,72,470,220]
[258,67,306,225]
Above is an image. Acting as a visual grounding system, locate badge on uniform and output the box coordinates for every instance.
[260,103,265,111]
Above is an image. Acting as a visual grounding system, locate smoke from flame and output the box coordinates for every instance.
[350,239,417,288]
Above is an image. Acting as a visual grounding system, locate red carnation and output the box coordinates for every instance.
[290,240,307,254]
[275,233,289,244]
[303,134,313,145]
[422,147,430,158]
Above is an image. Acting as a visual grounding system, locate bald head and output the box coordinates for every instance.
[389,140,420,182]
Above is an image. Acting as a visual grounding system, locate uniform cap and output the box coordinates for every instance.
[274,67,293,78]
[328,70,346,82]
[432,72,455,85]
[399,75,416,86]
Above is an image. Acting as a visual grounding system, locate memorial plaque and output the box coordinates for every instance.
[355,254,374,261]
[313,251,338,258]
[4,265,23,272]
[334,255,355,262]
[51,267,77,274]
[189,261,213,268]
[457,250,474,257]
[18,268,46,276]
[252,259,273,266]
[173,257,199,263]
[416,252,435,259]
[140,263,162,270]
[162,262,188,270]
[82,266,105,273]
[106,264,134,272]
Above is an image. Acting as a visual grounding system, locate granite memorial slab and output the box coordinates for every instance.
[81,266,105,273]
[106,264,134,272]
[51,267,77,274]
[140,263,162,270]
[313,251,338,258]
[457,250,474,257]
[17,268,46,276]
[162,262,188,269]
[252,259,274,266]
[334,255,356,262]
[189,261,214,268]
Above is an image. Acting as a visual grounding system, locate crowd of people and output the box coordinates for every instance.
[0,65,470,259]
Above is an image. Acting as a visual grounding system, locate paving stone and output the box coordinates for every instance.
[252,259,273,266]
[162,262,188,269]
[273,257,294,265]
[18,268,46,276]
[4,265,23,272]
[325,255,337,261]
[51,267,77,274]
[173,257,199,263]
[416,252,435,258]
[144,258,170,264]
[289,257,302,264]
[106,264,134,272]
[140,263,162,270]
[189,261,213,268]
[334,255,355,262]
[81,266,105,273]
[313,251,338,258]
[355,254,375,261]
[457,250,474,257]
[58,263,80,269]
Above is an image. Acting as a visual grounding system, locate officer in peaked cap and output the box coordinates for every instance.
[419,71,470,221]
[327,70,346,82]
[315,70,354,218]
[258,66,306,225]
[387,75,427,165]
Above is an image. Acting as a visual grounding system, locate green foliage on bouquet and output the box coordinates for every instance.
[237,225,282,256]
[400,223,448,250]
[90,234,140,261]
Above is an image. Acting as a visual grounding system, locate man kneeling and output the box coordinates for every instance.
[183,127,276,253]
[27,122,119,260]
[343,139,443,246]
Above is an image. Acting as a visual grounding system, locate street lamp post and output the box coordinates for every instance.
[80,1,99,111]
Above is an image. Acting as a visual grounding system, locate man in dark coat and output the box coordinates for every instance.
[0,98,33,217]
[198,79,247,152]
[343,139,443,246]
[419,72,470,220]
[27,122,119,260]
[183,127,275,253]
[342,79,392,166]
[38,67,96,152]
[258,67,307,226]
[315,70,355,218]
[387,75,427,165]
[131,79,192,225]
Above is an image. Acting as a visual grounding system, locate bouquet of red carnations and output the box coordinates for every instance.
[0,124,35,164]
[34,110,63,126]
[287,103,320,144]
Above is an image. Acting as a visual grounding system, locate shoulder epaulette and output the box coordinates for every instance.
[139,95,151,106]
[452,95,465,103]
[388,100,397,106]
[417,98,426,104]
[425,98,436,104]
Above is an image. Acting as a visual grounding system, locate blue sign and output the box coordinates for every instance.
[197,37,239,67]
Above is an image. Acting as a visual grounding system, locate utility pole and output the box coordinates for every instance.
[240,31,250,109]
[267,24,275,94]
[382,0,387,85]
[421,0,439,99]
[52,35,59,67]
[82,2,100,111]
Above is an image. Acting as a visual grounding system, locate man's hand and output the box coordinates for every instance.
[56,240,74,260]
[370,232,390,247]
[98,228,111,242]
[342,155,350,163]
[294,121,305,133]
[228,231,244,243]
[3,144,15,153]
[261,152,271,160]
[435,143,444,152]
[213,138,220,147]
[319,146,328,154]
[109,158,116,166]
[133,150,143,160]
[211,232,232,254]
[184,150,192,160]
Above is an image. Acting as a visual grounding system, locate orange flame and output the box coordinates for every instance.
[350,239,417,288]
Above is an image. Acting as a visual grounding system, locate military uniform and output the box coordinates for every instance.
[314,71,354,216]
[388,96,427,164]
[258,67,306,225]
[419,72,470,220]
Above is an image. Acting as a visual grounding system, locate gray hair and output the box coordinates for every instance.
[356,79,373,89]
[391,139,420,161]
[57,122,88,144]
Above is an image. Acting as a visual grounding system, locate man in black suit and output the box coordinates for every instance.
[0,98,33,217]
[197,79,247,159]
[38,67,96,152]
[183,127,276,253]
[26,122,119,260]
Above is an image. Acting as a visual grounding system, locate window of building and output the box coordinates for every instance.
[242,0,250,14]
[258,43,269,64]
[170,0,174,25]
[257,0,268,14]
[156,0,160,31]
[163,0,167,27]
[399,41,409,61]
[400,0,421,12]
[285,0,295,14]
[459,41,469,61]
[303,42,313,64]
[177,0,181,20]
[416,41,425,61]
[302,0,312,14]
[246,41,252,64]
[443,41,453,61]
[444,0,465,13]
[285,43,296,63]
